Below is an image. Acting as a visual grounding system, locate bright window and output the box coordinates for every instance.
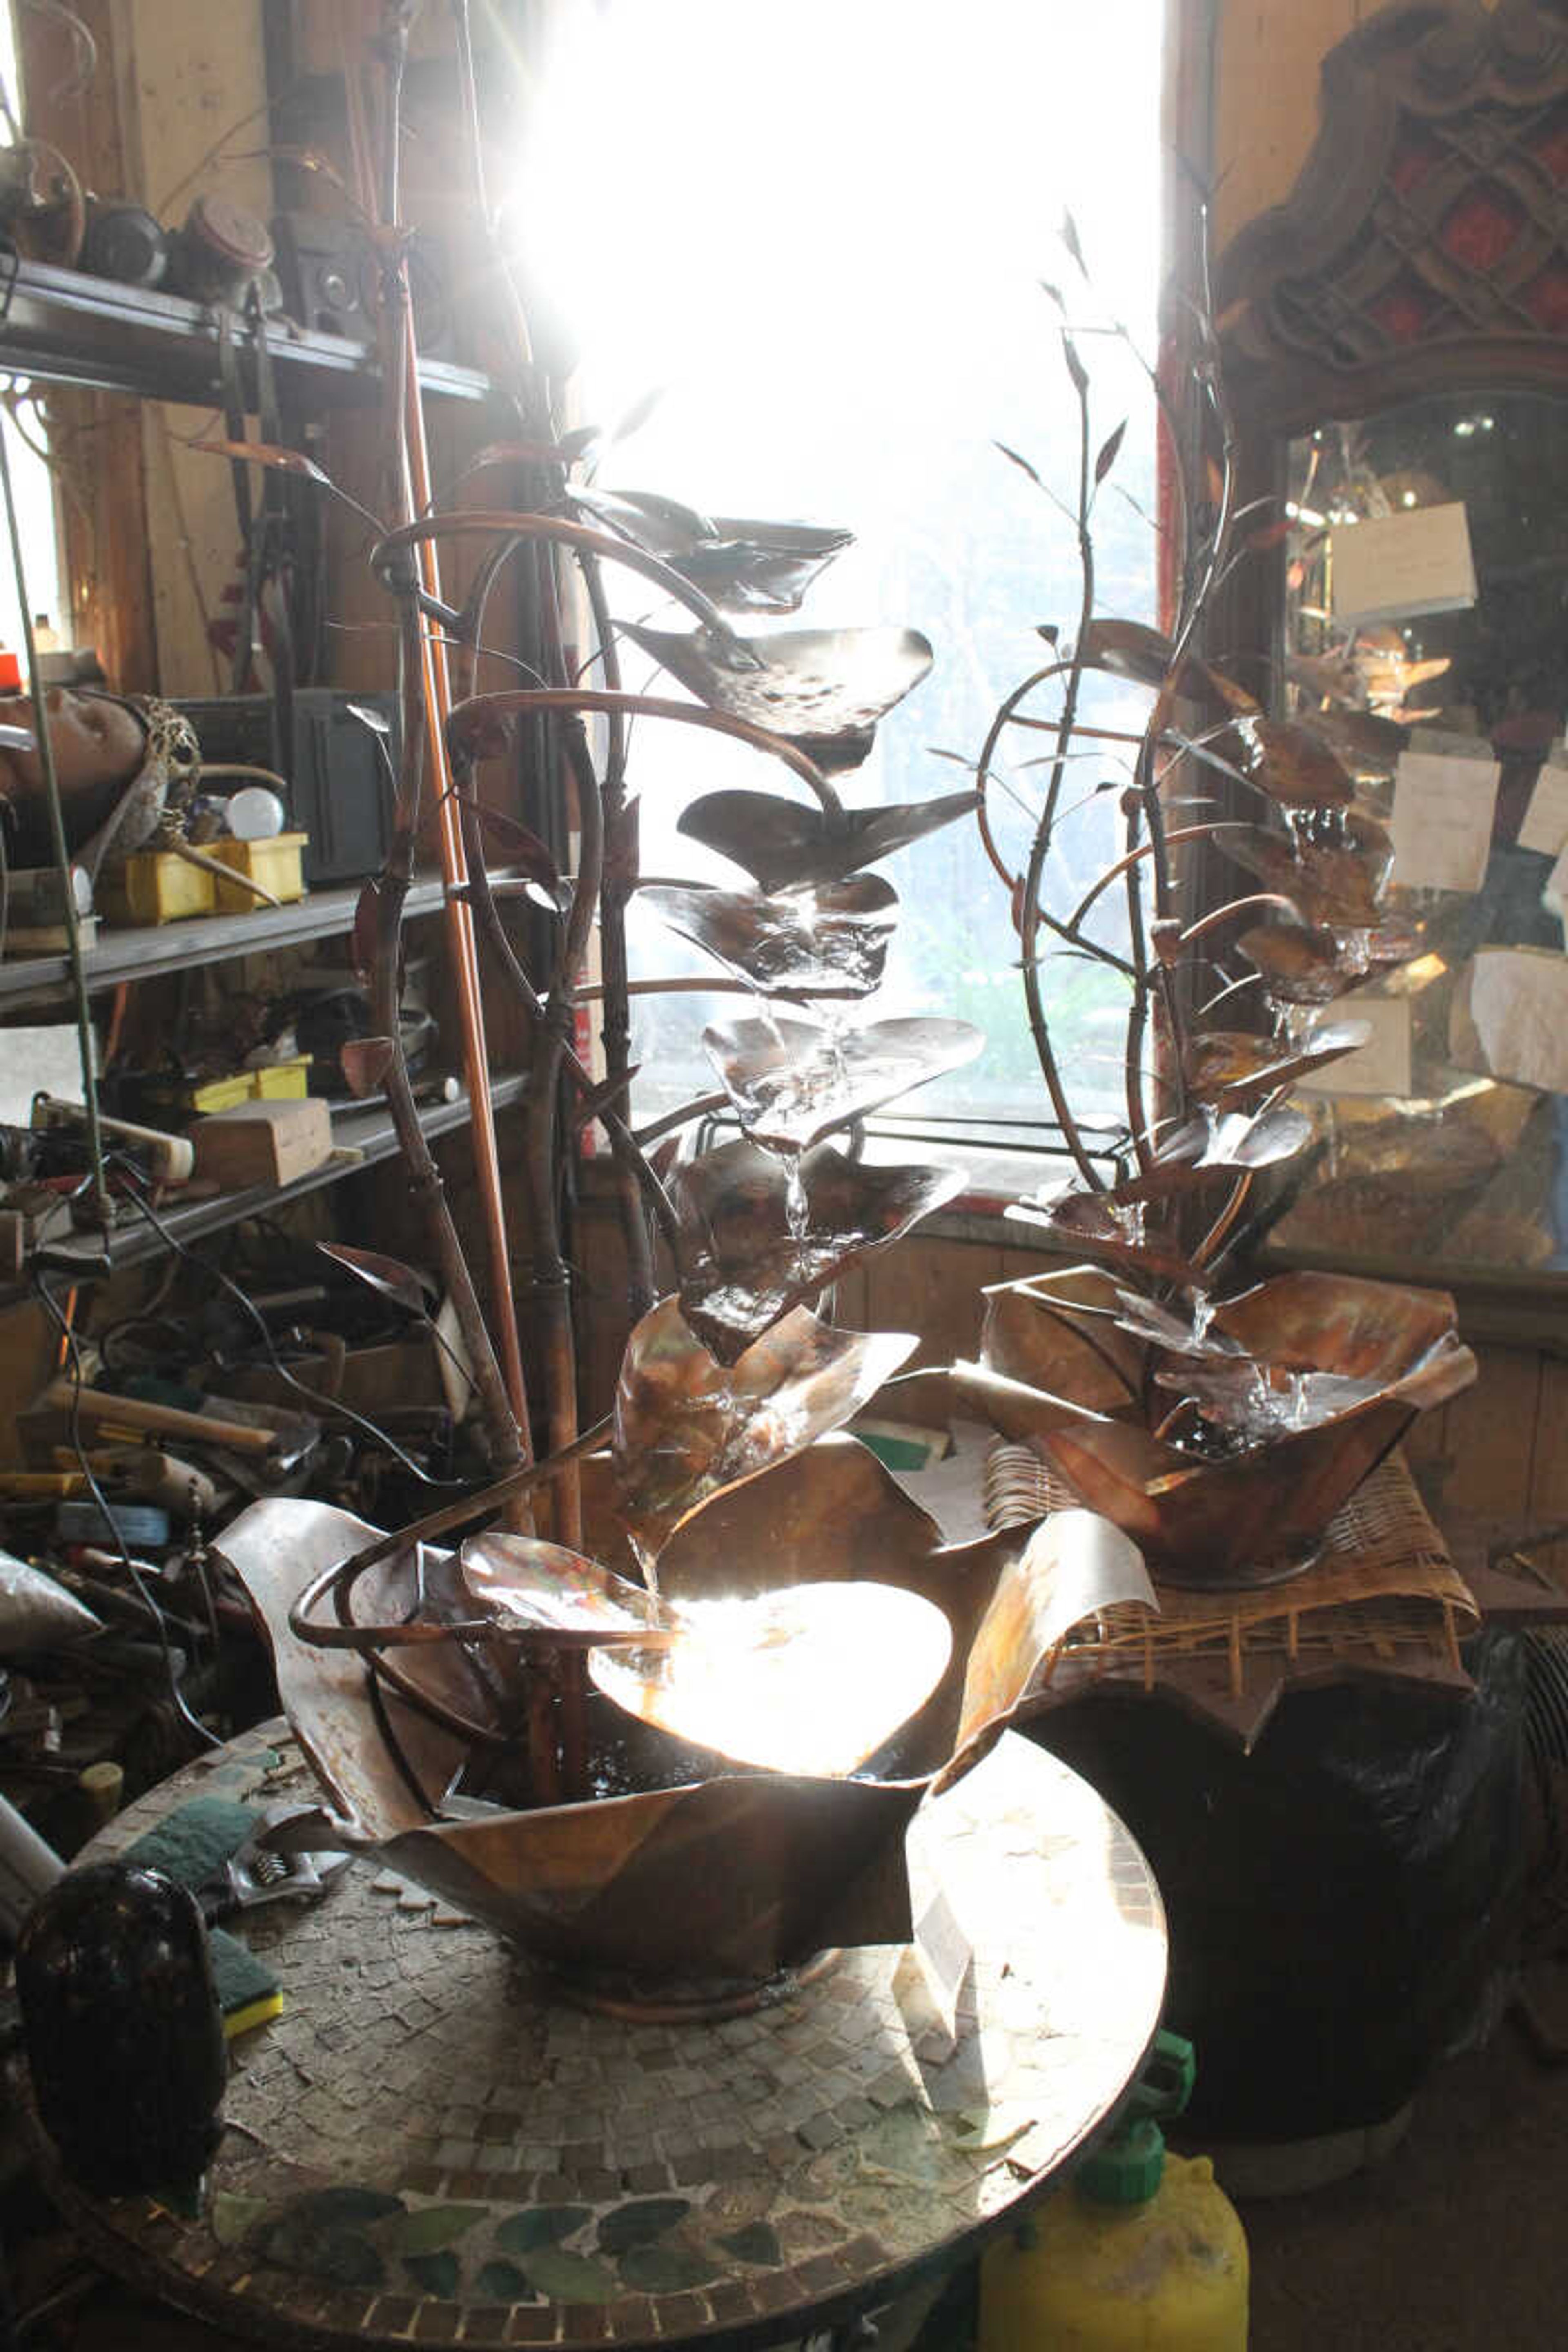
[0,1,65,657]
[519,0,1166,1152]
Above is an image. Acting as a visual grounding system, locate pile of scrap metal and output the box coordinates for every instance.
[0,1229,484,1825]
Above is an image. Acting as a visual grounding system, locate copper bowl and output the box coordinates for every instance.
[216,1440,1148,1989]
[959,1266,1475,1589]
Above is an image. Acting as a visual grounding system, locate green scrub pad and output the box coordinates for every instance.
[122,1796,283,2037]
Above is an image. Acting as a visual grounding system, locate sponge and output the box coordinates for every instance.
[122,1797,283,2038]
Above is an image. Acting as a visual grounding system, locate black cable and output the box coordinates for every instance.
[30,1274,222,1753]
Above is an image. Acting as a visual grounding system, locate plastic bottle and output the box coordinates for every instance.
[979,2033,1249,2350]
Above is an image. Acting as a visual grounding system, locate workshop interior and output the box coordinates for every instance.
[1,1,1567,2347]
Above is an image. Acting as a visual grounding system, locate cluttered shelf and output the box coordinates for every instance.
[0,873,455,1015]
[0,255,495,408]
[0,1069,527,1305]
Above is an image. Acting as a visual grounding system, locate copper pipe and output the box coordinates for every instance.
[399,309,532,1450]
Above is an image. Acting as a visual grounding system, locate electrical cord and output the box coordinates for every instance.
[109,1166,463,1488]
[30,1272,222,1753]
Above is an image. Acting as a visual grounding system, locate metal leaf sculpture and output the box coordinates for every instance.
[679,783,981,890]
[639,875,897,998]
[615,621,933,770]
[965,257,1473,1588]
[954,1269,1475,1587]
[217,1431,1152,1980]
[189,9,1133,1999]
[703,1012,984,1154]
[1214,811,1393,928]
[668,1137,965,1361]
[612,1298,918,1574]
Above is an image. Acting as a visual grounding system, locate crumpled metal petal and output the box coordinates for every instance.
[1002,1191,1206,1285]
[1238,917,1424,1008]
[588,1580,952,1777]
[617,620,933,771]
[318,1241,434,1317]
[679,784,981,891]
[703,1011,984,1154]
[461,1535,675,1646]
[639,874,896,998]
[1216,812,1392,928]
[613,1298,917,1570]
[572,486,854,616]
[669,1136,965,1362]
[960,1268,1476,1588]
[1152,1103,1316,1174]
[1223,716,1354,809]
[0,1549,101,1652]
[1183,1022,1372,1106]
[1072,617,1258,712]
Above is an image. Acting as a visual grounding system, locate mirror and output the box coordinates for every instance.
[1213,0,1568,1332]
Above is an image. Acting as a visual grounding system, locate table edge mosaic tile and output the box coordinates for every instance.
[25,1723,1167,2350]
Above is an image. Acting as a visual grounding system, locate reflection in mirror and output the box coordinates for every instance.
[1267,390,1568,1279]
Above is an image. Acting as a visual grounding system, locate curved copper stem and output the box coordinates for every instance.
[446,685,840,811]
[372,510,737,645]
[288,1415,616,1654]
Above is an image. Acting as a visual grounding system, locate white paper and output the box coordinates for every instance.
[0,1026,93,1128]
[1330,501,1477,625]
[1298,996,1413,1098]
[1519,763,1568,858]
[1467,948,1568,1095]
[1390,749,1500,893]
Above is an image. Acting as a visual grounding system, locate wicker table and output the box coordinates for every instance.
[27,1722,1166,2349]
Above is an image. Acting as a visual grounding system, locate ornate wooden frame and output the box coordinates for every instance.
[1216,0,1568,431]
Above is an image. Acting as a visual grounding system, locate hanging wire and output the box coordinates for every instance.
[110,1169,464,1487]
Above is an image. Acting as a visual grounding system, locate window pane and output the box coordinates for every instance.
[520,0,1166,1136]
[0,2,64,656]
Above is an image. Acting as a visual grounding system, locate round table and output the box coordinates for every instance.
[27,1722,1166,2349]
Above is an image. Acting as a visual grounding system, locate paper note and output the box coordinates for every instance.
[1519,763,1568,858]
[0,1025,92,1128]
[1298,995,1413,1098]
[1330,501,1477,626]
[1466,948,1568,1095]
[1390,749,1500,892]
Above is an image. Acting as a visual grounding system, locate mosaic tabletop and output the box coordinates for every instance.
[32,1722,1166,2349]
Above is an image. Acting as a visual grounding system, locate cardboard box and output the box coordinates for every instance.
[190,1097,333,1190]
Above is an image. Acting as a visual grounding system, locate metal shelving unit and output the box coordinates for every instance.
[0,1072,528,1305]
[0,259,514,1283]
[0,256,496,408]
[0,875,455,1014]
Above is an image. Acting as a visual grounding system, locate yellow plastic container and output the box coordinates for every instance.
[186,1071,255,1114]
[979,2152,1249,2351]
[165,1056,314,1116]
[251,1056,312,1100]
[210,831,307,911]
[99,848,217,927]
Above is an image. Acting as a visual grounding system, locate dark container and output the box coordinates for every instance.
[16,1860,227,2196]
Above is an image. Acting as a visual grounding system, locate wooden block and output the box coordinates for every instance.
[190,1098,333,1190]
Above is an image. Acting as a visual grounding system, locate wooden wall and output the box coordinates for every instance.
[1212,0,1395,250]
